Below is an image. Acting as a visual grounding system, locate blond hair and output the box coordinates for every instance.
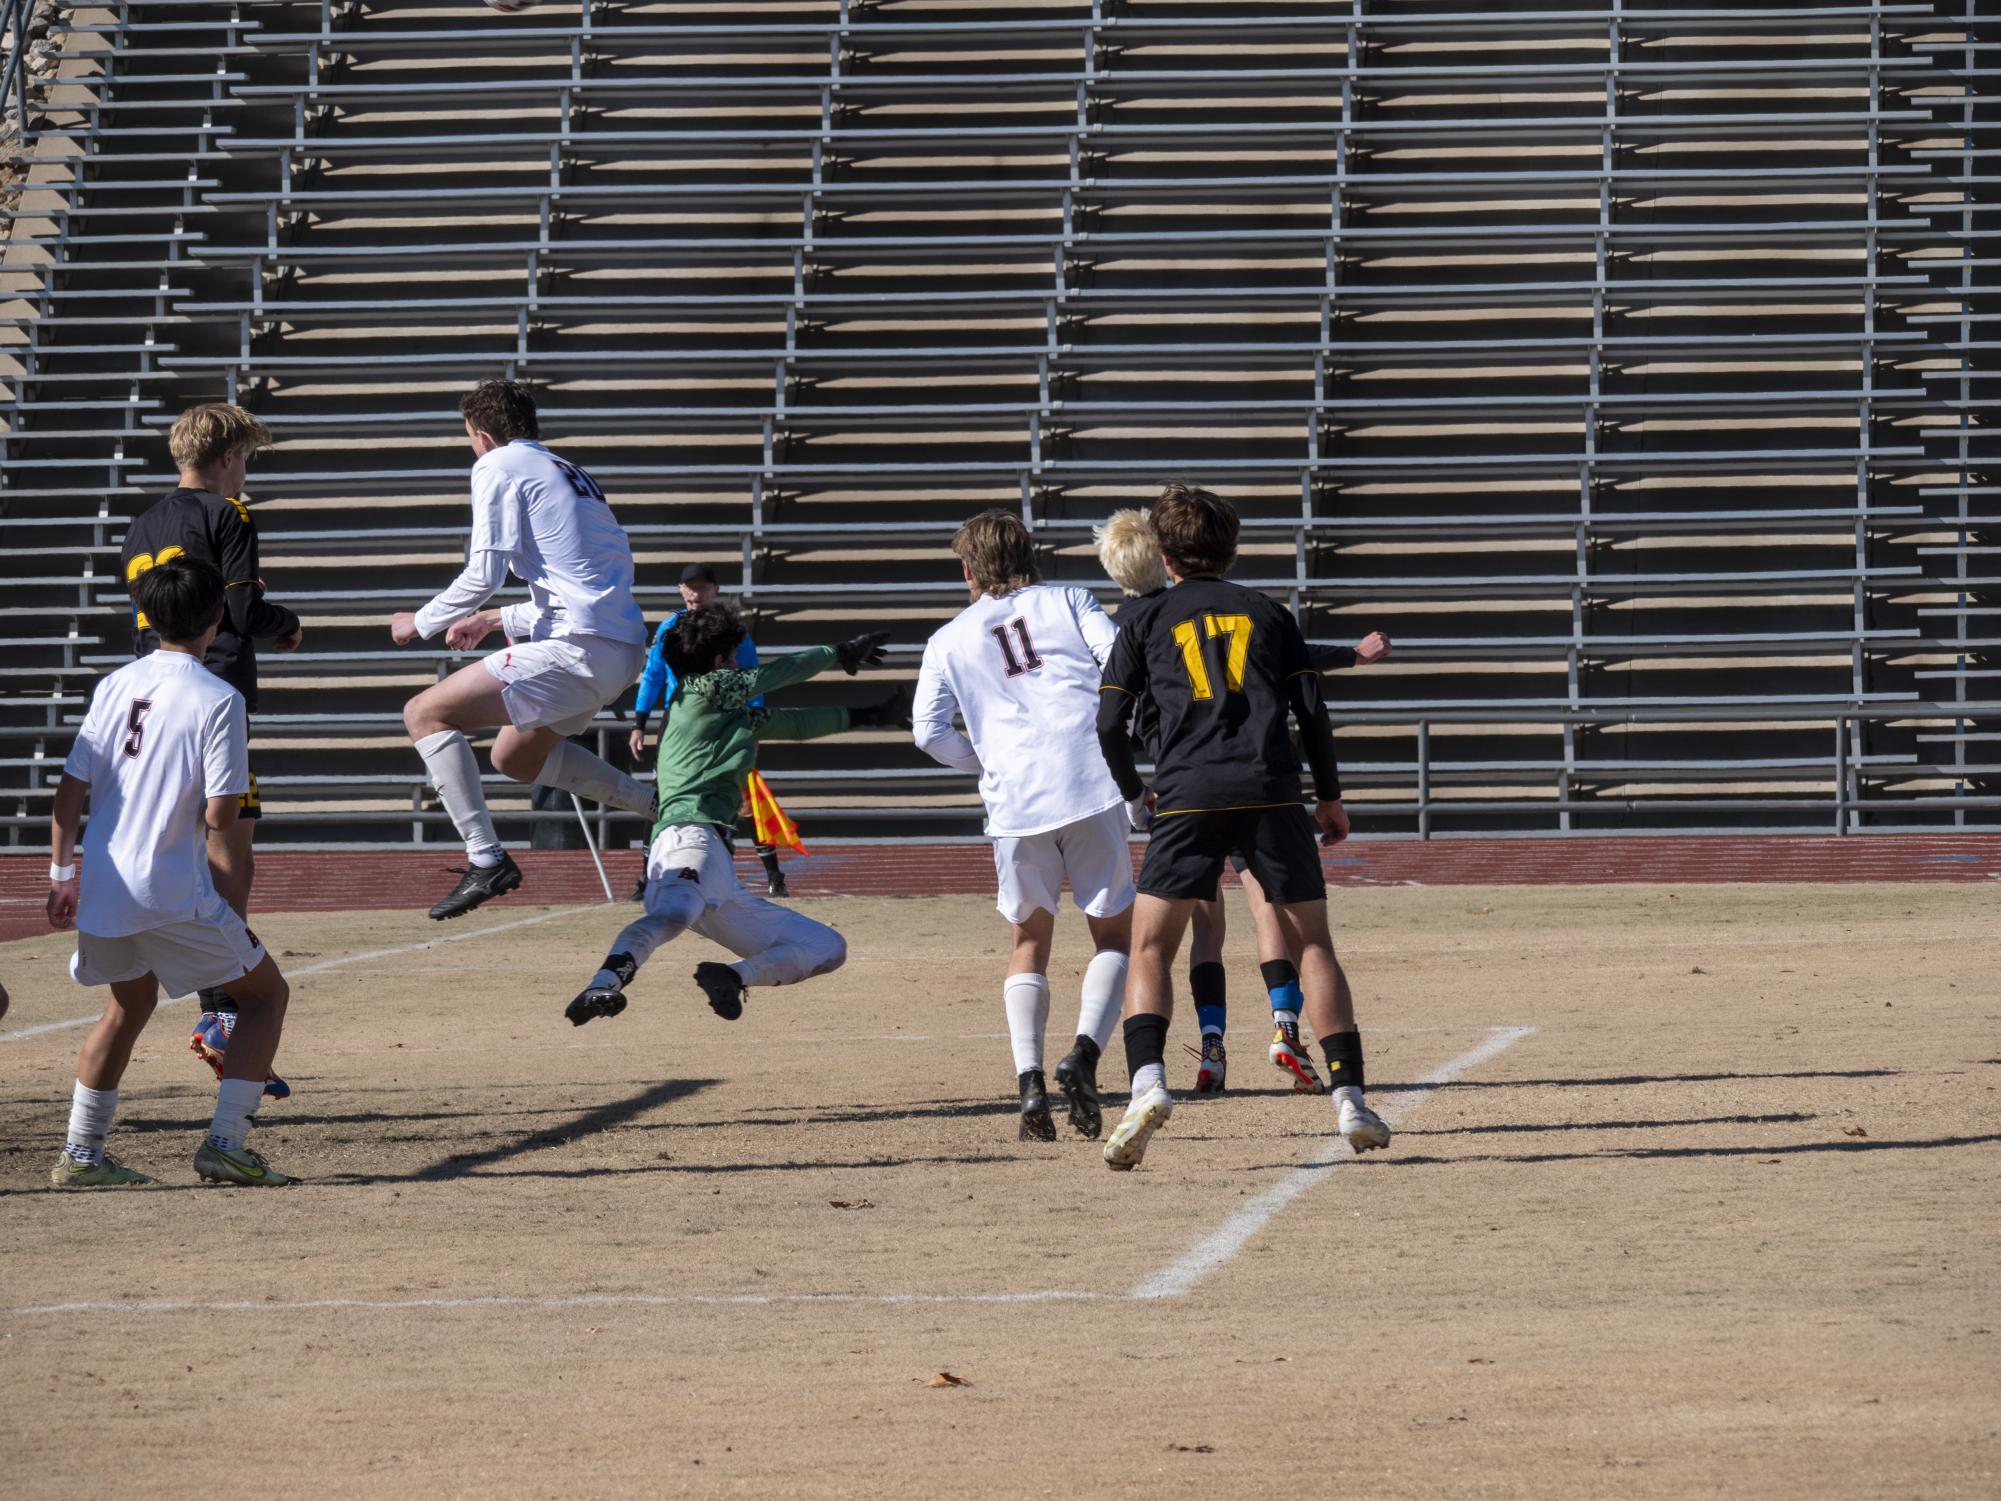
[1094,509,1166,596]
[951,508,1040,597]
[168,404,271,474]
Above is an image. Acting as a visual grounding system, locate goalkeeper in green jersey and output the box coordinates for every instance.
[564,603,903,1025]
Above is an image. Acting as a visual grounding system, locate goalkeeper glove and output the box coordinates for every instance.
[848,686,912,731]
[834,630,890,675]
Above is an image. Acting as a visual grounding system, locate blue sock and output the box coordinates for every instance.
[1190,962,1227,1036]
[1260,959,1303,1016]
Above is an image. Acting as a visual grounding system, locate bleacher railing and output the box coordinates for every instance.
[2,1,1995,845]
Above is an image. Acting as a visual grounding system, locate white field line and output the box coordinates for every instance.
[0,904,601,1044]
[1129,1025,1536,1301]
[12,1290,1109,1316]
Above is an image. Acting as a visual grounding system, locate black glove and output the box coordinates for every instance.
[848,686,912,731]
[834,630,890,675]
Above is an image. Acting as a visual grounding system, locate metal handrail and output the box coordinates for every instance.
[0,0,39,143]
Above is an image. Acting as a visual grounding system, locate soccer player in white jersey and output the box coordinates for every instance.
[47,558,298,1187]
[913,510,1138,1142]
[390,380,654,919]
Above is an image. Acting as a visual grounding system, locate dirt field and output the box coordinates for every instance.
[2,883,1996,1499]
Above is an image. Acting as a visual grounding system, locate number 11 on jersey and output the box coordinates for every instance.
[991,616,1043,677]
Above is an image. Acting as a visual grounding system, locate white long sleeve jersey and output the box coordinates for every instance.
[912,583,1124,838]
[414,440,647,647]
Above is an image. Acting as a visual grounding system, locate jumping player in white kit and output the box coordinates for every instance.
[390,380,654,919]
[47,558,298,1187]
[913,509,1139,1142]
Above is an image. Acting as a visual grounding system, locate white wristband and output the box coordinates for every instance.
[51,862,76,882]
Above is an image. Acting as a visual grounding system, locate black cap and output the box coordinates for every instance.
[679,563,719,585]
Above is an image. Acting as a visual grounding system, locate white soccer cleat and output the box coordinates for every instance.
[1102,1084,1173,1171]
[1338,1096,1391,1154]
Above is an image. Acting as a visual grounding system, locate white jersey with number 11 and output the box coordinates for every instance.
[913,583,1123,838]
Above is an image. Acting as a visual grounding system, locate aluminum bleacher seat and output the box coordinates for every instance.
[3,0,1996,843]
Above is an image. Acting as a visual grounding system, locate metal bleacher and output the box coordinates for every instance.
[3,0,1997,847]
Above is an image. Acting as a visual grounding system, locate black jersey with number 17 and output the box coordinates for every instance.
[120,487,299,713]
[1099,575,1315,815]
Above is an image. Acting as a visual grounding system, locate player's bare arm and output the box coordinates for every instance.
[445,608,507,653]
[47,772,85,930]
[1284,668,1348,847]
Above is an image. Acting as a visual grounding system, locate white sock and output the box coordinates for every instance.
[1003,973,1051,1075]
[1273,1007,1300,1031]
[1333,1084,1364,1110]
[64,1081,118,1165]
[536,739,652,815]
[416,729,503,863]
[1076,950,1127,1053]
[1131,1061,1167,1097]
[206,1077,264,1152]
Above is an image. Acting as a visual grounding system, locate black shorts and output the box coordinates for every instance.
[1138,803,1324,905]
[237,766,262,822]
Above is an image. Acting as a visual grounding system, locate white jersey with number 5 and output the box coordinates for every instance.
[63,651,249,937]
[413,439,646,648]
[913,583,1123,837]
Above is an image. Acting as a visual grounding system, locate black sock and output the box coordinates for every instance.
[1122,1013,1169,1082]
[602,951,638,988]
[1189,962,1226,1007]
[759,846,781,877]
[1320,1029,1364,1093]
[1258,958,1299,991]
[1190,961,1227,1035]
[1070,1034,1101,1068]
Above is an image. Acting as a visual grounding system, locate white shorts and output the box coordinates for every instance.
[645,823,846,980]
[70,896,266,999]
[483,634,645,738]
[992,805,1137,925]
[646,822,743,910]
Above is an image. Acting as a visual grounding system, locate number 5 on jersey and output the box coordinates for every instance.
[1171,613,1253,700]
[122,697,155,758]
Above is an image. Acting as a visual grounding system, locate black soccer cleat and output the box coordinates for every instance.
[427,852,523,920]
[1019,1068,1056,1142]
[1053,1044,1103,1140]
[694,961,747,1021]
[565,985,628,1027]
[766,870,789,899]
[567,952,638,1026]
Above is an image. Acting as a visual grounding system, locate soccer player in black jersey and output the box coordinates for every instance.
[1096,509,1392,1096]
[121,404,300,1098]
[1094,485,1389,1170]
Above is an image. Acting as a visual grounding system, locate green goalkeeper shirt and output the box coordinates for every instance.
[649,645,849,838]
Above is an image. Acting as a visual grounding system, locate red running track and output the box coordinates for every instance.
[2,836,1996,941]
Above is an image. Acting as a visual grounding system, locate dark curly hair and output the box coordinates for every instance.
[667,601,748,679]
[458,379,539,443]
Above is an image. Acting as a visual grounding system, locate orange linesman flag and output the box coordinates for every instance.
[744,769,808,855]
